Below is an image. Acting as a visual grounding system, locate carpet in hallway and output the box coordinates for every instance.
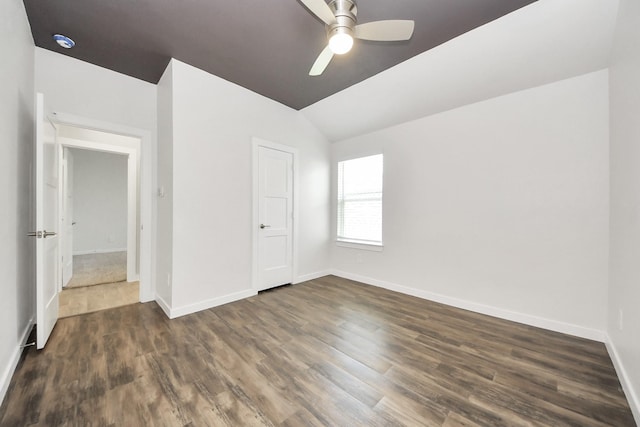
[66,251,127,288]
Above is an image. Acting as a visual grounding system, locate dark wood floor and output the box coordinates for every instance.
[0,275,635,426]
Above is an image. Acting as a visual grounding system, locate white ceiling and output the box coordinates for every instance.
[301,0,620,142]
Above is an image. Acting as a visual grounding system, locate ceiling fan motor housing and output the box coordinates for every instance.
[327,0,357,42]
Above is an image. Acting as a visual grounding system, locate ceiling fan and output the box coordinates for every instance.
[299,0,415,76]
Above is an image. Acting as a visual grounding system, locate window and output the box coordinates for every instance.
[337,154,383,246]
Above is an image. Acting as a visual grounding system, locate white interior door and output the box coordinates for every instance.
[35,93,60,349]
[258,146,293,291]
[61,147,74,287]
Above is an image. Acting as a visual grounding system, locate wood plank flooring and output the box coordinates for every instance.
[0,275,635,426]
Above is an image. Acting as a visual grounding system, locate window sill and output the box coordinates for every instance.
[336,240,384,252]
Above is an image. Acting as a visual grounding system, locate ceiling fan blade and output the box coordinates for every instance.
[299,0,336,25]
[309,46,334,76]
[355,20,415,41]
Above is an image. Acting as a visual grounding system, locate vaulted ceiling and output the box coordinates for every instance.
[23,0,536,110]
[302,0,620,141]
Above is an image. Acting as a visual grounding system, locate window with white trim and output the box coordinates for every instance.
[337,154,383,246]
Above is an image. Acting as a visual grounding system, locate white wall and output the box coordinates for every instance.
[155,61,174,307]
[35,48,157,134]
[608,0,640,421]
[331,70,610,339]
[70,148,128,254]
[158,59,331,316]
[0,0,34,405]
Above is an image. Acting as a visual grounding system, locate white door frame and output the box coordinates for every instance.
[60,147,74,287]
[251,138,299,292]
[49,112,154,302]
[57,136,138,284]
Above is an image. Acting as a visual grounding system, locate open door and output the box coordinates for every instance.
[33,92,60,349]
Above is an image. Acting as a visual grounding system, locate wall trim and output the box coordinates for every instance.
[605,335,640,425]
[155,294,172,319]
[0,318,33,406]
[50,112,154,303]
[330,270,606,342]
[294,270,332,284]
[58,135,138,284]
[73,248,127,256]
[159,289,258,319]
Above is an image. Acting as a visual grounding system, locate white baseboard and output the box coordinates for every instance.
[139,289,154,304]
[154,270,331,319]
[73,248,127,256]
[294,270,332,284]
[330,270,606,342]
[605,335,640,425]
[0,318,34,407]
[155,294,172,319]
[157,289,257,319]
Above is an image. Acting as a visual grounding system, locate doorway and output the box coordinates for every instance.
[56,125,141,317]
[35,93,154,348]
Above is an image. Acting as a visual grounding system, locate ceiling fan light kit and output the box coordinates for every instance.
[327,0,356,54]
[328,32,353,54]
[300,0,415,76]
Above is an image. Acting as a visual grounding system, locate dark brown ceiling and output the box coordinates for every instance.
[23,0,536,110]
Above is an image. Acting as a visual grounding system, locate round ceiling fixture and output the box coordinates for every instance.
[53,34,75,49]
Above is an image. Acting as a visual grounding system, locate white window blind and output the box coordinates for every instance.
[337,154,383,245]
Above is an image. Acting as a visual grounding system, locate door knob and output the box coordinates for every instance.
[43,230,57,238]
[260,224,271,229]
